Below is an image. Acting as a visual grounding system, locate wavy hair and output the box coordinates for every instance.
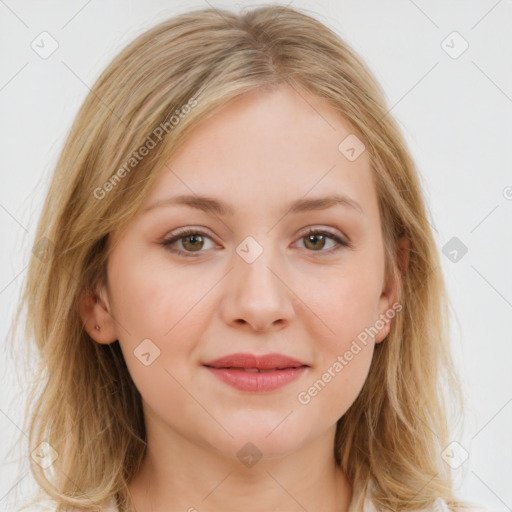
[12,4,470,511]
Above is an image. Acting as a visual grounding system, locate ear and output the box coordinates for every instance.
[375,234,410,344]
[78,283,118,345]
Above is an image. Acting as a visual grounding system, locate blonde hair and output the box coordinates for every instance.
[12,4,471,511]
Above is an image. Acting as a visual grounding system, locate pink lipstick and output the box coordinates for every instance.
[202,353,309,392]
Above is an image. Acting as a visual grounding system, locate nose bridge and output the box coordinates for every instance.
[235,234,282,296]
[222,233,294,330]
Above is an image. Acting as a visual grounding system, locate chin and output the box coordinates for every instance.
[207,418,311,459]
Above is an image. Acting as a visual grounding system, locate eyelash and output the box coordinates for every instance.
[160,227,350,258]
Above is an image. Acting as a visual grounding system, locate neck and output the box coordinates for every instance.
[128,415,353,512]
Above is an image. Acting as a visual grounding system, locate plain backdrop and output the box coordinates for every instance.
[1,0,511,510]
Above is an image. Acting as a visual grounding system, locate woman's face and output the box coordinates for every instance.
[89,83,400,461]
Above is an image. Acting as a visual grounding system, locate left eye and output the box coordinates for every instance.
[295,228,348,253]
[161,227,348,257]
[161,228,216,257]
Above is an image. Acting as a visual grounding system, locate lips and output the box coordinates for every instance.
[202,353,310,392]
[203,352,308,371]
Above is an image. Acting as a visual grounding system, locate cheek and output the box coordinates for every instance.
[108,244,215,340]
[302,250,385,344]
[296,314,375,429]
[297,294,376,423]
[107,249,218,393]
[109,263,213,421]
[294,253,383,415]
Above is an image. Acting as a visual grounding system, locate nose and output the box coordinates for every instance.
[219,243,295,332]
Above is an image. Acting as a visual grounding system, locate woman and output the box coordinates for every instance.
[16,5,487,511]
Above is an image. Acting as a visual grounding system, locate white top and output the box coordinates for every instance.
[100,480,490,512]
[346,479,490,512]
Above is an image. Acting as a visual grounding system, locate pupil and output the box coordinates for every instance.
[184,235,203,251]
[307,234,324,250]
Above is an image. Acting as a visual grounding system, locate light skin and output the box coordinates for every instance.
[80,83,408,511]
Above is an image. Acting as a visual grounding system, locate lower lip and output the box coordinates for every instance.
[204,366,308,392]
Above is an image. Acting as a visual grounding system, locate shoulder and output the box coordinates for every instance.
[368,480,489,512]
[417,497,490,512]
[358,488,489,512]
[449,502,491,512]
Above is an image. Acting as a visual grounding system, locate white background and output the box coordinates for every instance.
[1,0,511,510]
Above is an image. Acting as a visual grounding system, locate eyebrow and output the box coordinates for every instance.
[142,193,364,217]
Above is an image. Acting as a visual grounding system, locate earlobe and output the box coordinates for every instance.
[375,234,410,344]
[374,292,397,345]
[78,286,118,345]
[374,320,392,344]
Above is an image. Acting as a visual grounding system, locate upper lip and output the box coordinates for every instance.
[203,353,309,370]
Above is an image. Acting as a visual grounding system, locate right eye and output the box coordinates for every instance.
[161,228,217,257]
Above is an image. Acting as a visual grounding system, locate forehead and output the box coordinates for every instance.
[140,84,378,221]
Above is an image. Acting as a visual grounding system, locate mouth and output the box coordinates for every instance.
[202,352,308,370]
[202,353,309,392]
[203,365,307,372]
